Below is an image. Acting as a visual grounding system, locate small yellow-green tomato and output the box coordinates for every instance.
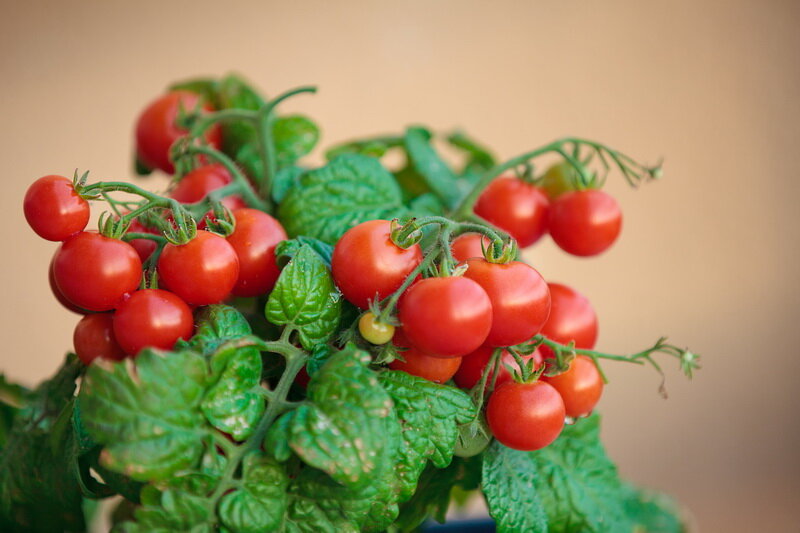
[358,312,395,345]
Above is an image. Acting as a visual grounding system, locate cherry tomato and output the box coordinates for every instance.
[462,258,550,347]
[24,175,89,241]
[474,176,550,247]
[49,257,87,314]
[541,161,580,199]
[539,282,598,360]
[226,208,287,297]
[170,165,246,228]
[358,312,395,345]
[73,313,125,364]
[135,91,221,174]
[454,345,543,390]
[158,231,240,305]
[113,289,194,355]
[332,220,422,309]
[389,345,462,383]
[486,380,565,451]
[451,233,491,263]
[53,232,142,312]
[542,355,603,418]
[398,276,492,358]
[549,189,622,257]
[126,218,159,263]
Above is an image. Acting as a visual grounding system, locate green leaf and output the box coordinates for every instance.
[116,487,212,533]
[482,441,548,533]
[201,342,264,441]
[265,345,394,491]
[324,135,404,160]
[447,130,497,176]
[188,304,254,355]
[272,165,306,203]
[403,126,461,208]
[378,371,476,500]
[275,236,334,268]
[274,115,320,167]
[277,154,408,244]
[266,244,342,350]
[530,414,631,532]
[622,485,685,533]
[218,452,288,533]
[283,468,370,533]
[78,349,208,481]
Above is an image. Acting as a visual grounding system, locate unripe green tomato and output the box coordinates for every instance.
[541,161,581,199]
[358,312,395,345]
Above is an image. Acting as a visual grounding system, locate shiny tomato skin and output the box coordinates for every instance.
[158,231,240,305]
[113,289,194,355]
[24,175,90,241]
[486,380,565,451]
[332,220,423,309]
[542,355,604,418]
[539,282,598,360]
[171,164,245,210]
[398,276,492,358]
[389,345,462,383]
[549,189,622,257]
[53,232,143,312]
[126,218,159,263]
[451,233,491,263]
[474,176,550,248]
[135,91,221,174]
[226,208,287,297]
[454,345,543,390]
[73,313,126,364]
[462,258,550,347]
[49,257,87,314]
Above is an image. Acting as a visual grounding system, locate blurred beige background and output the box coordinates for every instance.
[2,0,799,531]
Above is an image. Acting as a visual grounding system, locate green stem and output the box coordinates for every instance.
[377,248,440,323]
[187,145,269,211]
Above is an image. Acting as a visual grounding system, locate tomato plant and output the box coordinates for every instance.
[486,380,566,451]
[388,345,462,383]
[450,232,490,263]
[539,282,598,360]
[112,289,194,355]
[543,355,604,418]
[158,230,240,305]
[52,232,142,311]
[549,189,622,257]
[454,345,543,390]
[226,208,287,297]
[358,311,395,345]
[24,175,89,241]
[474,176,549,247]
[73,313,126,364]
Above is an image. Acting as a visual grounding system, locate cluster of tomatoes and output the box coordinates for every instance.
[332,218,605,451]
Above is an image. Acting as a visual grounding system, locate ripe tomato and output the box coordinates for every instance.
[542,355,603,418]
[398,276,492,358]
[113,289,194,355]
[389,345,462,383]
[332,220,422,309]
[53,232,142,312]
[49,257,87,314]
[226,208,286,297]
[358,312,395,345]
[454,345,543,390]
[539,282,598,360]
[170,164,246,227]
[158,231,240,305]
[24,175,90,241]
[486,380,565,451]
[462,258,550,347]
[126,218,159,263]
[451,233,491,263]
[135,90,221,174]
[474,176,549,248]
[73,313,125,364]
[549,189,622,257]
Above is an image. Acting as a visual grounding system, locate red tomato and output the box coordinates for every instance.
[73,313,126,364]
[126,218,159,263]
[48,257,87,314]
[171,164,245,216]
[24,175,89,241]
[389,345,462,383]
[451,233,491,263]
[53,232,142,312]
[549,189,622,257]
[454,345,543,390]
[462,258,550,347]
[486,380,565,451]
[542,355,603,418]
[157,231,240,305]
[135,91,221,174]
[398,276,492,358]
[226,208,287,297]
[474,176,550,248]
[539,282,598,360]
[113,289,194,355]
[332,220,423,309]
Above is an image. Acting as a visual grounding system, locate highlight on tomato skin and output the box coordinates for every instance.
[548,189,622,257]
[486,380,566,451]
[112,289,194,356]
[73,313,126,365]
[451,233,491,263]
[453,345,543,390]
[388,345,462,384]
[227,208,287,297]
[24,175,90,242]
[543,355,604,419]
[474,176,550,248]
[539,282,598,361]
